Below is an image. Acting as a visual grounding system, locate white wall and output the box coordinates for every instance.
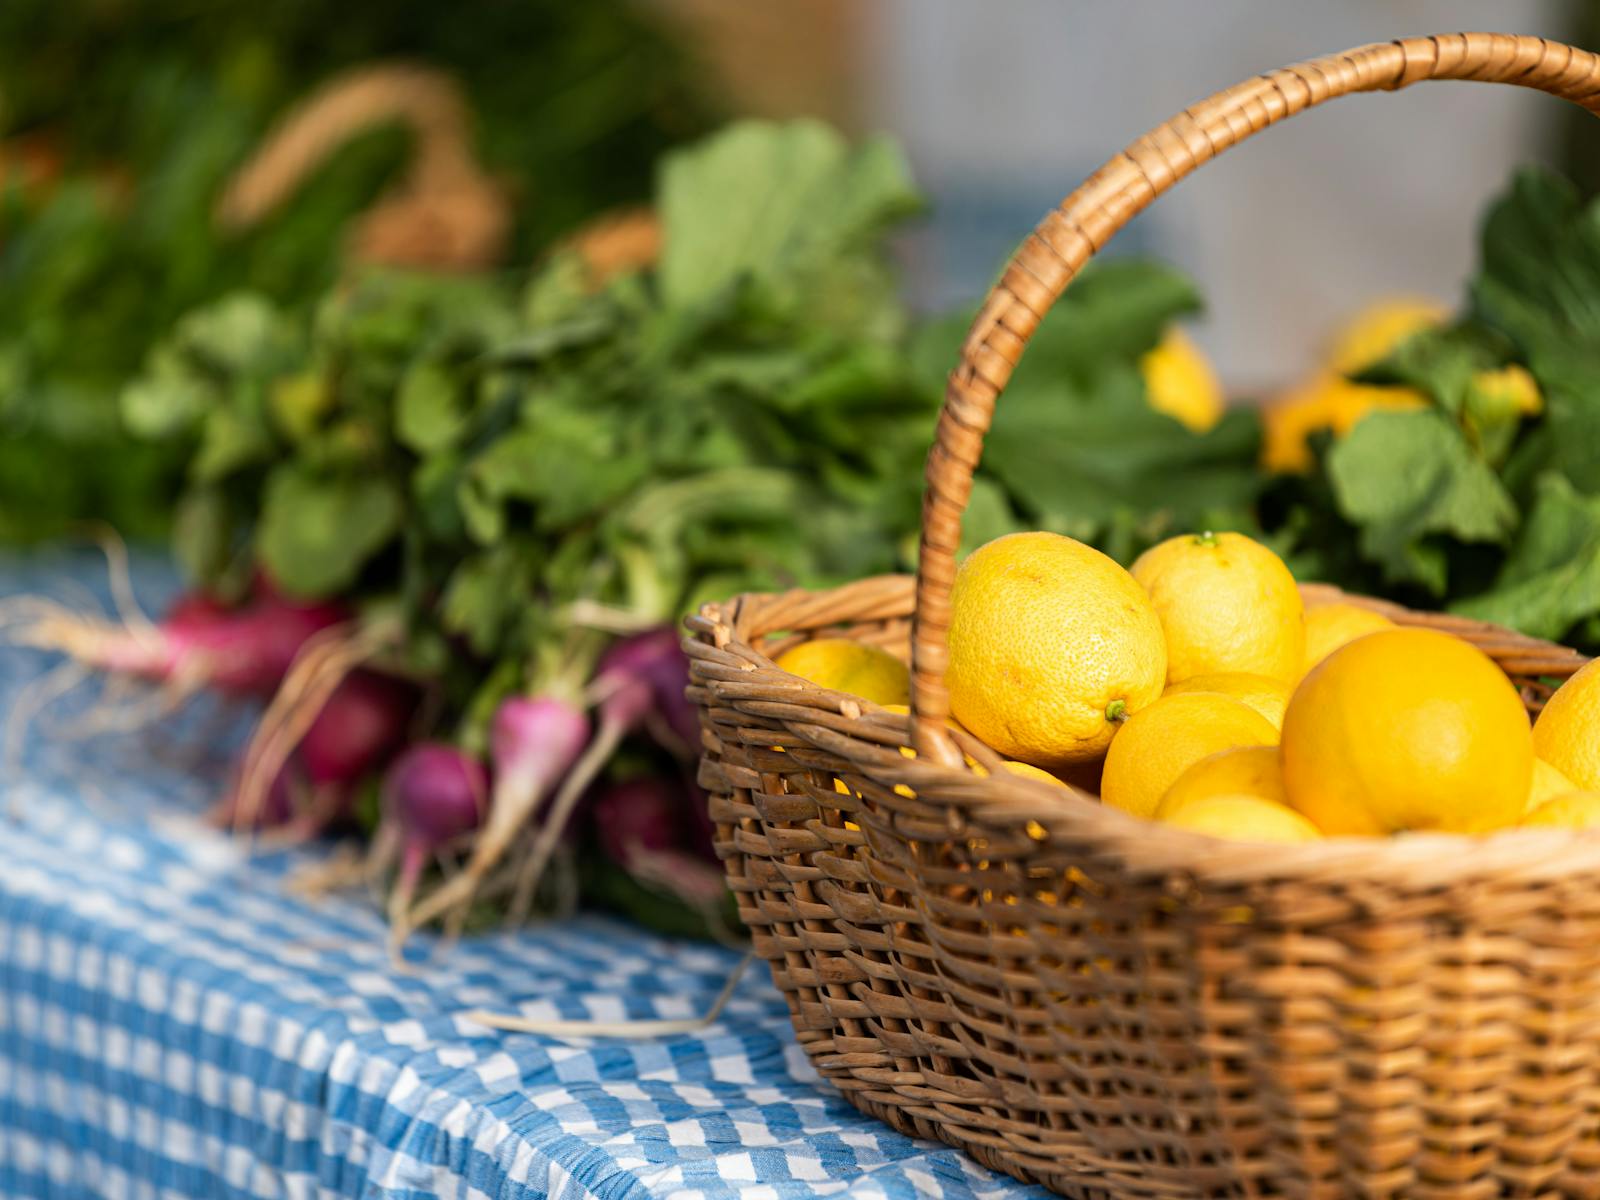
[868,1,1575,393]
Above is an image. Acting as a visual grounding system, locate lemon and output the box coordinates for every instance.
[1262,298,1444,475]
[1155,745,1286,819]
[1521,791,1600,830]
[1473,364,1541,418]
[1281,628,1532,835]
[1139,328,1223,434]
[1131,531,1304,685]
[1327,297,1447,374]
[947,532,1166,767]
[1003,760,1067,788]
[1162,793,1322,843]
[1163,672,1292,730]
[1533,659,1600,793]
[1527,758,1577,816]
[1301,602,1395,677]
[1101,692,1280,820]
[776,638,909,706]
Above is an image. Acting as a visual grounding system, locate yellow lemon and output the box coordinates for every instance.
[1003,761,1068,788]
[1301,602,1395,677]
[775,638,909,706]
[947,532,1166,767]
[1533,659,1600,793]
[1261,381,1336,473]
[1131,531,1305,685]
[1162,793,1322,843]
[1163,672,1292,730]
[1327,297,1447,374]
[1473,364,1541,418]
[1139,328,1223,433]
[1527,758,1577,816]
[1101,693,1279,820]
[1325,379,1429,435]
[1281,628,1532,834]
[1261,298,1443,475]
[1521,790,1600,830]
[1155,745,1286,819]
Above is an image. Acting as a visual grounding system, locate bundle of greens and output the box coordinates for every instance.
[1269,168,1600,650]
[0,0,711,543]
[13,119,1243,942]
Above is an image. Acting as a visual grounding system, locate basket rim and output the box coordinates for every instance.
[686,573,1600,892]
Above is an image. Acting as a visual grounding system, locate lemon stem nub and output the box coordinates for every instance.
[1105,699,1129,723]
[1193,530,1219,547]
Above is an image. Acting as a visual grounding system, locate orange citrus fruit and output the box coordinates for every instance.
[1101,692,1279,820]
[1281,628,1532,834]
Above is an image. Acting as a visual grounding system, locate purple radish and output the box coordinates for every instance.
[592,777,682,869]
[300,670,415,786]
[399,694,590,937]
[603,628,699,755]
[383,743,488,945]
[277,669,417,838]
[592,778,729,910]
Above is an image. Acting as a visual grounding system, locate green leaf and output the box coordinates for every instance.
[468,400,650,532]
[1469,168,1600,489]
[173,292,295,374]
[268,370,333,444]
[120,346,213,438]
[441,543,541,656]
[1326,409,1517,594]
[658,119,921,314]
[395,360,466,453]
[256,465,402,598]
[190,391,275,482]
[1357,323,1527,466]
[170,486,237,589]
[1452,472,1600,639]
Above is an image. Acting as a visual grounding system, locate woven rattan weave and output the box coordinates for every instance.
[686,35,1600,1197]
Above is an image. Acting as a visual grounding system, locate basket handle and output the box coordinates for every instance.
[910,33,1600,765]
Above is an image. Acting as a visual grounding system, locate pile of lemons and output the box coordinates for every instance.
[777,528,1600,844]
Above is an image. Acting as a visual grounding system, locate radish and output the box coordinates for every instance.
[603,627,699,754]
[7,586,347,699]
[299,670,415,789]
[500,630,687,919]
[210,759,303,831]
[216,668,418,838]
[400,693,589,936]
[591,777,729,912]
[381,742,488,944]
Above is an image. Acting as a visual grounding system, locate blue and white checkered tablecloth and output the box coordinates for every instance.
[0,551,1050,1200]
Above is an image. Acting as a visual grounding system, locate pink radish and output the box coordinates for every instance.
[382,743,488,939]
[499,630,691,919]
[9,588,346,699]
[400,694,590,936]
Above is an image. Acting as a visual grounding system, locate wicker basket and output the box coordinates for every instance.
[685,33,1600,1198]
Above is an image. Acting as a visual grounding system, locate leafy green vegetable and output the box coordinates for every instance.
[0,0,716,543]
[1325,410,1516,594]
[257,467,402,597]
[1452,472,1600,638]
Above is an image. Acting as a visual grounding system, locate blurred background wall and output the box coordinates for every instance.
[661,0,1582,394]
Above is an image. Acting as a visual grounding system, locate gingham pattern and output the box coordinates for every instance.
[0,552,1049,1200]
